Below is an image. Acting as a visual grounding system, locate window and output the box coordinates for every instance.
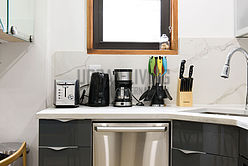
[87,0,178,55]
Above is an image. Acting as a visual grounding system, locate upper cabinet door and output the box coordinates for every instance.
[9,0,34,40]
[235,0,248,37]
[87,0,178,55]
[0,0,34,42]
[0,0,7,33]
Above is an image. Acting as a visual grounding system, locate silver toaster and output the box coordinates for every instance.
[54,80,80,107]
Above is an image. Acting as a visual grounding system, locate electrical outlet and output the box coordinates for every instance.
[88,65,102,71]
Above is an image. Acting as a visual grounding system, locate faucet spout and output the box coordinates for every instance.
[221,48,248,111]
[225,48,248,66]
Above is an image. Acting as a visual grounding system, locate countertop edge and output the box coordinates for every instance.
[36,106,248,130]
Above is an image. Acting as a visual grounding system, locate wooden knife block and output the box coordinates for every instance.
[176,79,193,107]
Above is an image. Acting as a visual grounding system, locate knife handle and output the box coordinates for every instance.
[189,65,194,78]
[180,78,184,91]
[190,78,194,91]
[179,60,186,79]
[187,78,190,91]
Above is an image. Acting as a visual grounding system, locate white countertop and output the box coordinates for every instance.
[37,105,248,130]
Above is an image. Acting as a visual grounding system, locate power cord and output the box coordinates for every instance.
[132,94,144,106]
[79,84,90,105]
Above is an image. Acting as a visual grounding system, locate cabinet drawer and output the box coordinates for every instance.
[240,129,248,159]
[173,120,239,157]
[173,149,238,166]
[39,147,91,166]
[39,119,92,147]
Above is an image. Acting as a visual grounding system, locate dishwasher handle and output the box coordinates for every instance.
[94,126,167,132]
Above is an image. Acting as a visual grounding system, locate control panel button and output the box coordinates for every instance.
[68,95,74,100]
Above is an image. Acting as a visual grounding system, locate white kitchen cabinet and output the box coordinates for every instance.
[235,0,248,37]
[0,0,33,42]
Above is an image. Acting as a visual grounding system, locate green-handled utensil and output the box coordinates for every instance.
[150,57,156,85]
[150,57,155,74]
[139,57,153,101]
[146,57,157,101]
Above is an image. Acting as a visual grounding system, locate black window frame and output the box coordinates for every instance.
[93,0,171,50]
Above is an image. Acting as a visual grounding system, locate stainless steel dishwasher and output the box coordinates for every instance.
[93,122,170,166]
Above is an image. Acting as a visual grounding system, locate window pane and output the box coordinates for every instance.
[103,0,161,42]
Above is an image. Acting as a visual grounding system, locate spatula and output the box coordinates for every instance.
[139,57,153,101]
[150,57,156,85]
[145,57,157,101]
[157,56,163,85]
[162,57,167,76]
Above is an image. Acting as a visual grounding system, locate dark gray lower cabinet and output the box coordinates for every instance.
[173,149,238,166]
[240,129,248,159]
[172,120,239,166]
[173,120,239,158]
[38,119,248,166]
[39,148,91,166]
[240,128,248,166]
[39,119,92,147]
[39,119,92,166]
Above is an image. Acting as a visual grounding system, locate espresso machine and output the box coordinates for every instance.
[113,69,132,107]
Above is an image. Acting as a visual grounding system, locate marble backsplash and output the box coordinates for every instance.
[52,38,248,105]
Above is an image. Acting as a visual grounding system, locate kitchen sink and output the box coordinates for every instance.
[183,108,248,117]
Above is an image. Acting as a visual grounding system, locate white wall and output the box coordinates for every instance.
[0,0,48,165]
[179,0,234,37]
[47,0,235,53]
[0,0,238,166]
[50,0,239,107]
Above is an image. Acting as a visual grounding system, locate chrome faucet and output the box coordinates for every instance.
[221,47,248,111]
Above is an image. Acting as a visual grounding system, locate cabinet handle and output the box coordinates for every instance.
[173,148,206,155]
[57,119,73,123]
[39,146,78,151]
[95,126,167,132]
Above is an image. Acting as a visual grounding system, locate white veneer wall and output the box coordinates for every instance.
[179,0,234,37]
[0,0,48,166]
[0,0,239,165]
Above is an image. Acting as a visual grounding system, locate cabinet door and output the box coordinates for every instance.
[235,0,248,37]
[173,120,239,157]
[39,119,92,147]
[39,147,91,166]
[173,148,238,166]
[240,129,248,159]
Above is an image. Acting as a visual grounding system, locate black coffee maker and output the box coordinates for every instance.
[113,69,132,107]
